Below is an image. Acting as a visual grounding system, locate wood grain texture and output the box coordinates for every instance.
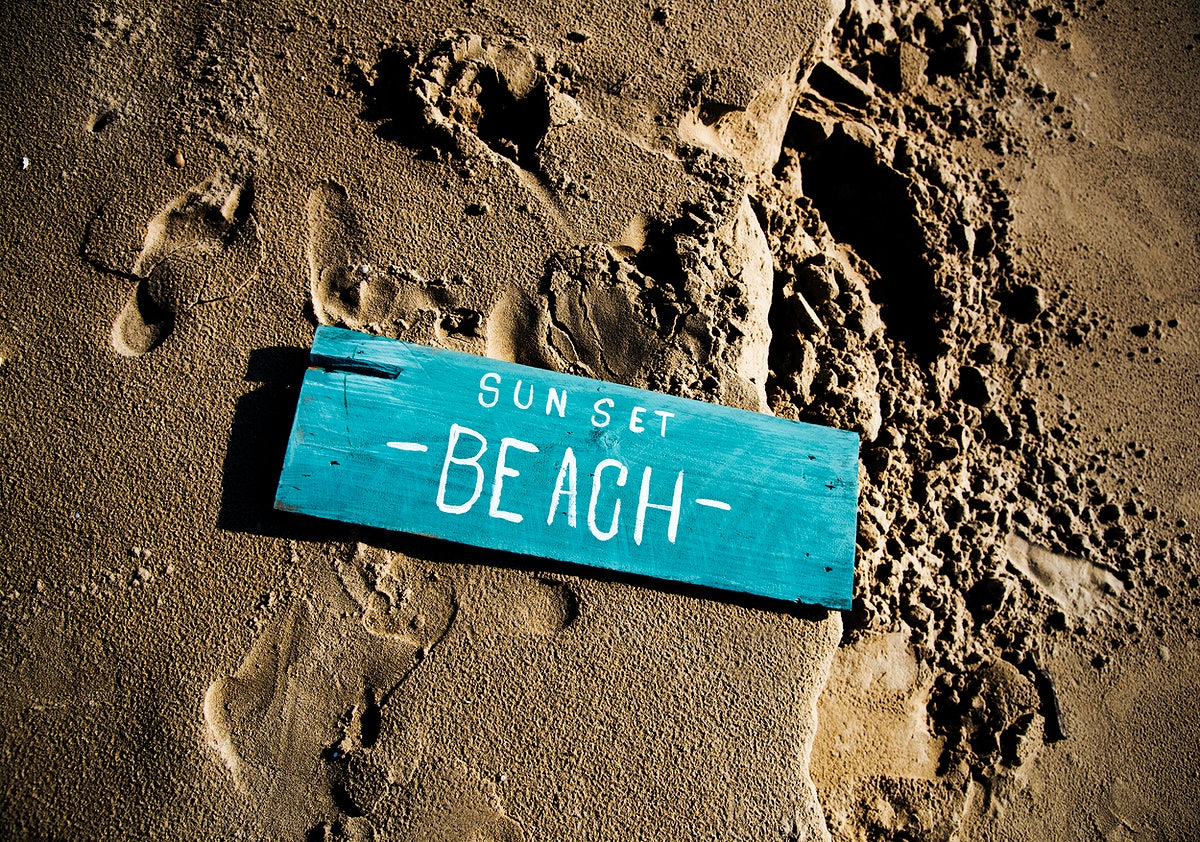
[275,326,860,609]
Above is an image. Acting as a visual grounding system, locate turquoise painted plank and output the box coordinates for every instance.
[275,326,859,609]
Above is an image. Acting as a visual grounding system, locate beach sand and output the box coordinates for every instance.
[1,0,1196,838]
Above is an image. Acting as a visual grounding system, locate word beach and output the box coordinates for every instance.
[275,326,859,609]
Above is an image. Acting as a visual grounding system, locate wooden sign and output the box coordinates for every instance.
[275,326,859,609]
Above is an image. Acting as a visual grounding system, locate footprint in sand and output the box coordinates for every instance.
[306,181,375,328]
[1004,532,1125,621]
[202,598,421,831]
[203,543,541,838]
[464,570,580,639]
[203,543,459,832]
[306,181,445,342]
[309,757,525,842]
[107,172,260,356]
[340,544,578,642]
[386,757,526,842]
[306,181,497,351]
[333,543,458,653]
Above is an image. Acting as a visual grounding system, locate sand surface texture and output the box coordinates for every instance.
[1,0,1197,839]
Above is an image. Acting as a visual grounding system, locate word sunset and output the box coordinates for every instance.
[276,327,860,609]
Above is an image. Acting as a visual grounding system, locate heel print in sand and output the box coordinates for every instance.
[107,173,261,356]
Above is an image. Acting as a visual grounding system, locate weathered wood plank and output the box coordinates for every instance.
[275,326,859,609]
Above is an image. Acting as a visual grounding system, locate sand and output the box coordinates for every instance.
[1,0,1197,839]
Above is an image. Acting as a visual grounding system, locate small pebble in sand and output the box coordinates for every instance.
[19,157,30,170]
[170,150,185,168]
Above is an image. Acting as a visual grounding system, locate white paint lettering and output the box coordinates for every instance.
[591,397,613,428]
[634,466,684,545]
[489,437,538,523]
[387,441,428,452]
[629,406,646,433]
[653,410,674,437]
[545,387,568,418]
[436,424,488,514]
[546,447,578,528]
[587,458,627,541]
[513,379,534,410]
[477,372,501,408]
